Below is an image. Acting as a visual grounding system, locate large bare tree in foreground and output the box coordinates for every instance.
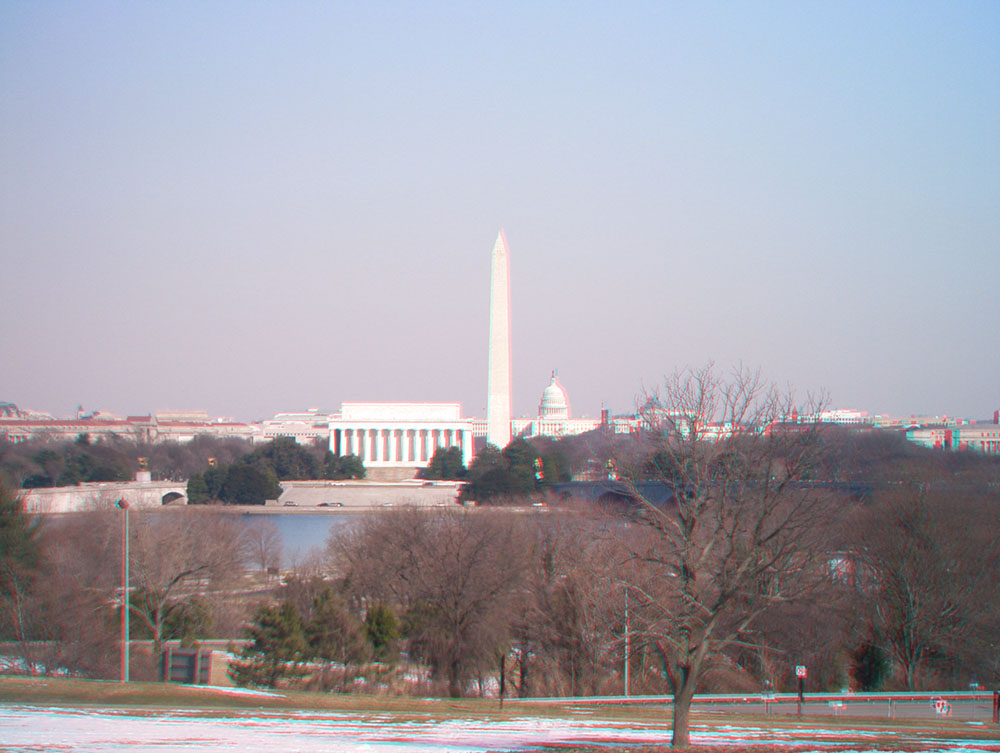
[620,365,831,748]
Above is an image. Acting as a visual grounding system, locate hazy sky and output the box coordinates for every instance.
[2,2,998,422]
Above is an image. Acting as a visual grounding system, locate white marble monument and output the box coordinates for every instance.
[486,230,513,449]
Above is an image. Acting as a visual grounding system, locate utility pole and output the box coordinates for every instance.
[624,589,630,697]
[115,498,130,683]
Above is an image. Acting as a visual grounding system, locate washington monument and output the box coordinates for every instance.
[486,230,512,449]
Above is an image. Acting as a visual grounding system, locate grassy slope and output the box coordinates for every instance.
[0,675,509,716]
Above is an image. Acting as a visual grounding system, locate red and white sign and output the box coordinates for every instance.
[795,665,807,678]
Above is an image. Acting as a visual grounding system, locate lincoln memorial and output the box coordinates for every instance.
[328,402,474,471]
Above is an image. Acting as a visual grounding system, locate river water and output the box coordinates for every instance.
[46,508,384,569]
[243,512,363,567]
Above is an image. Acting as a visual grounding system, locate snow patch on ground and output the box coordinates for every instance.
[182,684,284,698]
[2,704,999,753]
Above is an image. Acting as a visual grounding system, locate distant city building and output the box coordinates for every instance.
[328,402,474,471]
[906,416,1000,454]
[257,409,331,445]
[796,409,873,426]
[147,412,256,443]
[0,408,254,444]
[0,415,149,443]
[871,414,971,430]
[539,370,570,419]
[510,371,609,439]
[0,402,56,421]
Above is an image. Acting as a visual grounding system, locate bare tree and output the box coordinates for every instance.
[141,435,252,482]
[618,364,832,748]
[244,517,283,576]
[31,511,120,678]
[514,509,622,697]
[16,508,252,680]
[740,574,854,692]
[850,487,1000,689]
[332,509,428,605]
[335,508,530,697]
[128,510,247,675]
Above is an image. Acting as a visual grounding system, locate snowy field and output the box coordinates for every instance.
[3,704,1000,753]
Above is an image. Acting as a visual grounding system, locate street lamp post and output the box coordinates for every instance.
[115,498,130,683]
[624,589,630,698]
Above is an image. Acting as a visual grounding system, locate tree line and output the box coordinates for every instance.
[449,438,571,502]
[228,481,998,708]
[0,432,365,505]
[0,433,257,488]
[186,436,364,505]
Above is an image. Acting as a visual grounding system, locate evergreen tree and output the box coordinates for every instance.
[186,473,209,504]
[460,444,508,501]
[364,603,400,662]
[0,482,42,654]
[502,438,539,494]
[248,436,321,481]
[55,443,131,485]
[537,450,571,485]
[219,464,281,505]
[421,447,466,480]
[230,602,309,688]
[307,588,371,666]
[852,639,889,691]
[324,453,366,480]
[460,440,540,502]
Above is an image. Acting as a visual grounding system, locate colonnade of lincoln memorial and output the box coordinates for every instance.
[331,425,473,468]
[327,402,474,469]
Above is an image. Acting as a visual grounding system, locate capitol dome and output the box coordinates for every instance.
[539,371,571,419]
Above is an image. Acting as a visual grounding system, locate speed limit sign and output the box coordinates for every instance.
[795,665,807,678]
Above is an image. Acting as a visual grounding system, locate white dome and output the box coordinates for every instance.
[539,371,571,419]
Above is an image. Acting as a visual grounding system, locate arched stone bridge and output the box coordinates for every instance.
[21,479,187,514]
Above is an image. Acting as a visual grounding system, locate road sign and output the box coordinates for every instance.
[795,665,807,678]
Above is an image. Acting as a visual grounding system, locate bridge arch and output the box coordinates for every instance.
[162,491,186,506]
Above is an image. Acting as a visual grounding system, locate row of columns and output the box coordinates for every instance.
[333,426,473,467]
